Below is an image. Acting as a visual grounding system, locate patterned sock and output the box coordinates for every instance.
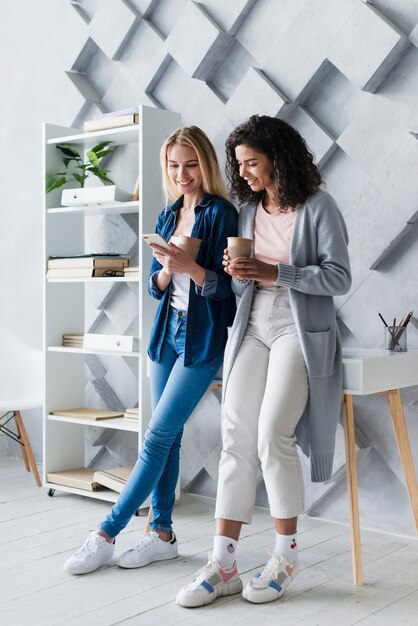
[213,535,238,568]
[274,531,298,562]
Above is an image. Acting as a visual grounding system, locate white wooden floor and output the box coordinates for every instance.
[1,456,418,626]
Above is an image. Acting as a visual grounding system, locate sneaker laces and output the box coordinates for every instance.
[194,553,218,580]
[257,552,284,584]
[132,531,160,552]
[76,532,102,559]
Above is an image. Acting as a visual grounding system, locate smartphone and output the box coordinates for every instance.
[142,233,171,252]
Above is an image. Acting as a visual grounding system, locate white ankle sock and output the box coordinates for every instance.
[274,531,298,562]
[212,535,238,568]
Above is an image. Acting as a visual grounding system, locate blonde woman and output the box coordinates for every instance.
[64,126,237,575]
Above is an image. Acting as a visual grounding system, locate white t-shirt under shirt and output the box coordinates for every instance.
[253,199,297,285]
[169,226,192,311]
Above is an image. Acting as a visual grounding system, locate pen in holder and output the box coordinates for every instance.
[385,325,407,352]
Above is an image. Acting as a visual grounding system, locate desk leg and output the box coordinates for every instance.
[343,394,363,585]
[386,389,418,533]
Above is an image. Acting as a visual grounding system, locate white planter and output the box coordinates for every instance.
[61,185,131,206]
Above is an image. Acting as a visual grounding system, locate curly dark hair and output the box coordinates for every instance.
[225,115,322,210]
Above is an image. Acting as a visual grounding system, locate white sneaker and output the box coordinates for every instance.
[176,553,243,608]
[63,531,115,575]
[117,531,178,568]
[242,552,298,603]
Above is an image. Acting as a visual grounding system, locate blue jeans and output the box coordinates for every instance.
[100,306,223,537]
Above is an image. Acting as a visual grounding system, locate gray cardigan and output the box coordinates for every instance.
[222,189,351,482]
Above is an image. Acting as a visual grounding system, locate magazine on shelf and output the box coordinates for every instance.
[50,407,124,421]
[47,468,107,491]
[93,466,133,493]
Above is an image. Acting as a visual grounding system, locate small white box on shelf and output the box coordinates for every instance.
[61,185,131,206]
[83,333,139,352]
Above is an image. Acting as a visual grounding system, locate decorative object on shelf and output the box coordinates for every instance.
[46,468,107,491]
[93,466,133,493]
[45,141,115,194]
[83,333,139,352]
[50,407,124,421]
[61,184,131,206]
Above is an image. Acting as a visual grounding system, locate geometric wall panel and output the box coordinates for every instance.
[378,44,418,131]
[286,106,335,167]
[328,2,409,92]
[337,95,406,175]
[197,0,257,36]
[164,1,233,80]
[224,67,288,127]
[121,18,170,94]
[5,0,418,536]
[88,0,139,60]
[341,132,418,295]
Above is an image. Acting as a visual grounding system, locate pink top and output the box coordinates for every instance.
[254,199,296,283]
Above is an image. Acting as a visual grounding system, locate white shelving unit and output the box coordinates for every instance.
[42,106,181,504]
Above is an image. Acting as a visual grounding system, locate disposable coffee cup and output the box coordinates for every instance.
[227,237,253,260]
[171,235,202,261]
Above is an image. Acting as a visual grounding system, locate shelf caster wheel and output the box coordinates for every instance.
[48,488,55,497]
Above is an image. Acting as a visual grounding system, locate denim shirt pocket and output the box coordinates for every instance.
[304,327,337,378]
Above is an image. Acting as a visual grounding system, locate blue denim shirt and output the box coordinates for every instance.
[147,194,238,366]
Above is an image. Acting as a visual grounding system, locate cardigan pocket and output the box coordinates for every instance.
[304,327,336,378]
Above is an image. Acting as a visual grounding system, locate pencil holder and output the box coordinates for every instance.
[385,326,407,352]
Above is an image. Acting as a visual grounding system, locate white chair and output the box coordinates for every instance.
[0,328,42,486]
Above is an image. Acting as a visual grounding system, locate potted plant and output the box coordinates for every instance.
[46,141,130,205]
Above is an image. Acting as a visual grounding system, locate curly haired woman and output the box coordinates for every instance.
[177,115,351,607]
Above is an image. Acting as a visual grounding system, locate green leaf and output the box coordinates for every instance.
[91,141,113,153]
[56,144,81,158]
[99,174,115,185]
[87,150,99,168]
[93,149,113,159]
[62,156,79,167]
[46,176,67,194]
[46,172,67,179]
[71,173,84,185]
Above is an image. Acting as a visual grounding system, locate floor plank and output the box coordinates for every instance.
[1,457,417,626]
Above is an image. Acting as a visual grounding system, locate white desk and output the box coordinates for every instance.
[342,349,418,585]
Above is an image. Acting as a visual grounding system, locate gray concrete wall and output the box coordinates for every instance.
[1,0,418,536]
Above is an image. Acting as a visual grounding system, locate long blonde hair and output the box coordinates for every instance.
[160,126,228,202]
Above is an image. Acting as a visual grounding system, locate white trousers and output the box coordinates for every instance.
[215,286,309,522]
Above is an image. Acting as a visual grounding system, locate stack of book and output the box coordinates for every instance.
[47,468,107,492]
[93,466,133,493]
[124,266,139,279]
[50,407,124,421]
[47,254,129,279]
[83,108,139,133]
[124,407,139,424]
[63,333,84,348]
